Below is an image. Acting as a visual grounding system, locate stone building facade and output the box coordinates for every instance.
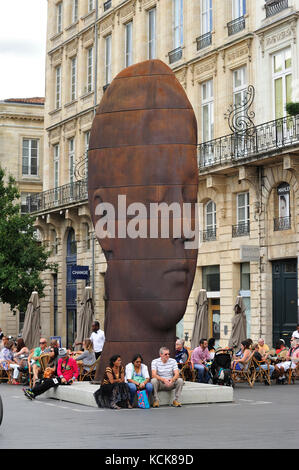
[0,97,44,334]
[25,0,299,349]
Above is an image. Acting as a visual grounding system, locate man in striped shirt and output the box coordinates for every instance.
[151,346,184,408]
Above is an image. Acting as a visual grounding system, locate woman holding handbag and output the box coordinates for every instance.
[125,354,153,407]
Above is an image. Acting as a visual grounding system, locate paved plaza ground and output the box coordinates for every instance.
[0,381,298,450]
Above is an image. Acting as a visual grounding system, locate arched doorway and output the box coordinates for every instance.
[66,228,77,348]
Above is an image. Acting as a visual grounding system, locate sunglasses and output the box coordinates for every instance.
[40,342,46,344]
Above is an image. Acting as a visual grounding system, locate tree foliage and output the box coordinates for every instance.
[0,166,56,313]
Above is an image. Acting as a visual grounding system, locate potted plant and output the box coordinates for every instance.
[286,102,299,116]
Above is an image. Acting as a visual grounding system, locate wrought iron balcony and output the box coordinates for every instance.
[227,16,245,36]
[168,46,183,64]
[274,216,291,231]
[232,222,250,238]
[196,32,212,51]
[202,227,217,242]
[265,0,288,17]
[26,179,88,214]
[104,0,111,12]
[198,114,299,169]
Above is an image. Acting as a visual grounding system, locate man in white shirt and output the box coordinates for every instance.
[291,324,299,340]
[151,346,184,408]
[90,321,105,359]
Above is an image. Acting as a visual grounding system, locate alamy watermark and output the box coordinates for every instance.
[94,195,201,250]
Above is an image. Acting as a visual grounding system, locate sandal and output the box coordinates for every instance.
[111,403,121,410]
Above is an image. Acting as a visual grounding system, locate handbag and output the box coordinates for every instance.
[137,389,150,409]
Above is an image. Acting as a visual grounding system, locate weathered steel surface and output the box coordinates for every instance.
[88,60,198,381]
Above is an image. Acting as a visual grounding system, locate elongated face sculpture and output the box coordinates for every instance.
[88,60,198,380]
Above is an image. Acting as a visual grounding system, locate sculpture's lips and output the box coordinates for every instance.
[164,263,189,276]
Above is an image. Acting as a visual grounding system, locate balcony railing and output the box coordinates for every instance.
[168,46,183,64]
[103,0,111,12]
[202,227,217,242]
[27,179,88,213]
[232,222,250,238]
[274,216,291,231]
[196,32,212,50]
[265,0,288,17]
[198,114,299,169]
[227,16,245,36]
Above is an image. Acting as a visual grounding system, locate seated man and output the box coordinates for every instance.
[257,338,269,357]
[252,343,274,378]
[28,338,48,386]
[274,338,299,382]
[151,347,184,408]
[175,339,189,369]
[191,338,211,383]
[23,348,79,400]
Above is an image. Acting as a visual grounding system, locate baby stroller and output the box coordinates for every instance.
[210,348,234,387]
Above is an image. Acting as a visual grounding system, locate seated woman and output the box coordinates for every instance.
[0,340,20,383]
[94,355,132,410]
[12,338,29,384]
[232,340,252,370]
[23,348,79,400]
[208,338,216,360]
[74,339,96,375]
[125,354,153,406]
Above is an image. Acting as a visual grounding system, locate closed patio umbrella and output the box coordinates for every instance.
[75,286,94,350]
[22,291,41,350]
[228,295,247,352]
[191,289,209,349]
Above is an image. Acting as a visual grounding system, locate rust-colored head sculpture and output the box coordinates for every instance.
[88,60,198,380]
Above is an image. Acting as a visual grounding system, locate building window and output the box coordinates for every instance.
[173,0,183,49]
[72,0,78,23]
[55,65,62,109]
[88,0,94,12]
[57,2,63,33]
[233,192,250,236]
[71,56,77,101]
[22,139,38,176]
[203,265,220,292]
[233,66,247,108]
[237,192,250,225]
[69,138,75,185]
[232,0,246,19]
[125,22,133,67]
[20,192,38,213]
[202,79,214,143]
[105,34,112,85]
[203,200,216,241]
[273,48,292,119]
[148,8,156,60]
[202,0,213,34]
[84,131,90,178]
[240,262,251,337]
[87,47,93,93]
[54,144,60,190]
[83,223,91,250]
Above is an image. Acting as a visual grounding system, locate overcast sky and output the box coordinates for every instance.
[0,0,48,101]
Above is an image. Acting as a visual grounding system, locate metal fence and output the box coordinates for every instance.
[27,179,88,213]
[198,114,299,169]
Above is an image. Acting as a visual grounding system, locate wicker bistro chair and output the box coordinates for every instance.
[78,356,101,382]
[180,349,197,382]
[286,363,299,385]
[39,354,51,374]
[231,352,256,388]
[253,357,272,385]
[0,362,11,383]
